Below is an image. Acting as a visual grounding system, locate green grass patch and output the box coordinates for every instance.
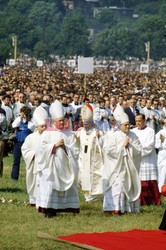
[0,154,165,249]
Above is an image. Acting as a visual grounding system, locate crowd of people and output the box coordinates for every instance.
[0,65,166,220]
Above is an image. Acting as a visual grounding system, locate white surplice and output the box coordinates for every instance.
[21,131,42,204]
[103,130,141,213]
[155,127,166,192]
[36,130,79,210]
[132,127,158,181]
[76,128,104,201]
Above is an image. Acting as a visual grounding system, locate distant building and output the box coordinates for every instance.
[62,1,74,10]
[94,6,134,19]
[63,0,100,18]
[85,0,99,2]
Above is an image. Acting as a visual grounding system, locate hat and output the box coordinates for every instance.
[116,112,129,124]
[49,100,64,120]
[33,106,48,126]
[81,104,93,121]
[113,105,124,121]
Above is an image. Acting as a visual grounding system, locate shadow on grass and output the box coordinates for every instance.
[0,187,23,193]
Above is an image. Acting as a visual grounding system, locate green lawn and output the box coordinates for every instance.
[0,154,165,250]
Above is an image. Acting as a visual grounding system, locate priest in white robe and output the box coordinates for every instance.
[103,112,142,214]
[76,104,104,202]
[132,114,161,205]
[21,106,48,205]
[36,100,79,218]
[155,118,166,192]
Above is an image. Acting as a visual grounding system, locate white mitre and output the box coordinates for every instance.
[33,106,48,126]
[81,104,93,121]
[49,100,64,120]
[113,105,124,121]
[116,112,129,124]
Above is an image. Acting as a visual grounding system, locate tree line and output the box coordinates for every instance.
[0,0,166,62]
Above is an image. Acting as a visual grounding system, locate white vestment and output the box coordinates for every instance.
[155,128,166,192]
[93,105,111,133]
[142,107,160,133]
[103,130,141,213]
[21,131,42,204]
[36,130,79,210]
[76,128,104,201]
[132,127,158,181]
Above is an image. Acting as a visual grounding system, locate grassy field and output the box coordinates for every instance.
[0,154,165,250]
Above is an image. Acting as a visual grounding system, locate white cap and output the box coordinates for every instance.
[116,112,129,124]
[81,104,93,121]
[33,106,48,126]
[49,100,64,120]
[113,105,124,121]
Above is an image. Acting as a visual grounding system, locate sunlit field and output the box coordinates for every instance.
[0,154,165,250]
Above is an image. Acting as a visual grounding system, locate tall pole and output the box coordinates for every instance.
[12,35,17,64]
[14,35,17,64]
[146,41,150,66]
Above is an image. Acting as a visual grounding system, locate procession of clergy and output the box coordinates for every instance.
[21,99,165,218]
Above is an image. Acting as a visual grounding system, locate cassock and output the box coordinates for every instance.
[103,130,141,213]
[21,131,42,204]
[155,127,166,192]
[132,126,161,205]
[76,128,104,202]
[36,130,80,212]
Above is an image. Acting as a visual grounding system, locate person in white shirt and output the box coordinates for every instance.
[21,106,48,206]
[13,93,27,119]
[76,104,104,202]
[70,94,83,114]
[2,95,13,126]
[155,118,166,192]
[103,112,142,215]
[11,107,35,180]
[132,114,161,205]
[0,112,8,177]
[93,98,111,133]
[36,100,80,218]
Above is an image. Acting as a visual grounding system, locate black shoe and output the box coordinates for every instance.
[45,212,53,218]
[11,178,18,181]
[159,211,166,230]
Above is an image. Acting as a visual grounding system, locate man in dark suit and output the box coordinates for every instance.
[124,98,139,128]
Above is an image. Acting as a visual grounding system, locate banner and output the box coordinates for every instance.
[67,59,76,67]
[78,57,94,74]
[140,64,149,73]
[37,60,43,67]
[9,59,15,66]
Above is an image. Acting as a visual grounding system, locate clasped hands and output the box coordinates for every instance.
[160,134,165,143]
[123,137,130,148]
[55,139,65,148]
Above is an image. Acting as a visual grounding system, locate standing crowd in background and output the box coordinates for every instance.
[0,65,166,218]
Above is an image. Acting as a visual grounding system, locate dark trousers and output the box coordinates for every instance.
[159,211,166,230]
[11,141,23,180]
[0,141,5,177]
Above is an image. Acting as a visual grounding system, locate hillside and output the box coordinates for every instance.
[0,0,165,62]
